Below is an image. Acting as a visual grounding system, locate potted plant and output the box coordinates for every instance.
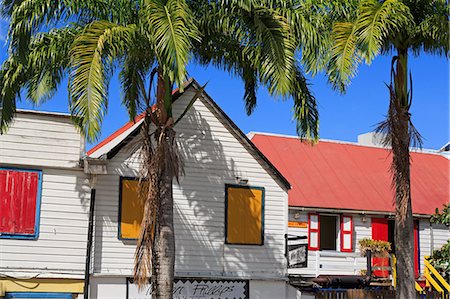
[359,238,392,278]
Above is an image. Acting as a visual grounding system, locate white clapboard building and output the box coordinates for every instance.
[0,110,89,297]
[84,80,300,299]
[250,132,450,287]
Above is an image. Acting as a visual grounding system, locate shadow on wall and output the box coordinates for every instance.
[90,96,282,279]
[175,100,281,278]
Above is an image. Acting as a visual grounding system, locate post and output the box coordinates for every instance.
[84,175,97,299]
[367,250,372,278]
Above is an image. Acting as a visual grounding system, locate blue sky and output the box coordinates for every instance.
[0,21,448,150]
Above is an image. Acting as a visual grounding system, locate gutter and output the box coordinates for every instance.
[83,158,108,299]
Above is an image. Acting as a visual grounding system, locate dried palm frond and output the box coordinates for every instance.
[133,111,181,291]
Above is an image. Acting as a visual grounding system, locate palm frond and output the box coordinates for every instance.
[143,0,200,89]
[69,20,135,141]
[291,68,319,141]
[327,21,360,92]
[0,57,26,133]
[357,0,412,62]
[25,26,79,104]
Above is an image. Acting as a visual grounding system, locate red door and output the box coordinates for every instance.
[371,218,389,277]
[371,218,420,278]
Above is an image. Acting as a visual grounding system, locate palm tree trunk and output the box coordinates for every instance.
[391,49,416,299]
[152,74,176,299]
[153,160,175,299]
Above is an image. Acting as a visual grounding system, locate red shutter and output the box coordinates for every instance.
[308,213,320,250]
[371,218,388,241]
[414,221,419,277]
[0,169,39,235]
[340,215,353,252]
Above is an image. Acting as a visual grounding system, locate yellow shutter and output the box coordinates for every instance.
[120,178,144,239]
[226,185,264,245]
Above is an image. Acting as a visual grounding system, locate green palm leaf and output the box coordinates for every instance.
[69,20,135,141]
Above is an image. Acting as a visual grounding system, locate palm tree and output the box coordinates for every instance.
[0,0,322,297]
[326,0,449,297]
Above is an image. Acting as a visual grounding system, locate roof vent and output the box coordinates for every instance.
[357,132,388,147]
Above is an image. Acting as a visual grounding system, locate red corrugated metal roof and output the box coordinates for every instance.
[250,133,449,215]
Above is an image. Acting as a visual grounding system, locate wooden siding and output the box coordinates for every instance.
[289,212,449,277]
[0,112,83,169]
[92,92,288,280]
[0,168,90,278]
[419,219,450,273]
[0,112,89,279]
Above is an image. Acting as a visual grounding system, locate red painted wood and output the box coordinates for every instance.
[308,213,320,250]
[0,170,39,235]
[340,215,353,252]
[250,134,449,215]
[414,221,419,277]
[372,218,389,277]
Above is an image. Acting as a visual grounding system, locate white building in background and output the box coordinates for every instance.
[250,132,450,291]
[0,110,89,297]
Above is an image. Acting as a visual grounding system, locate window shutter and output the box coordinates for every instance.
[226,185,264,245]
[340,215,353,252]
[308,213,319,250]
[0,169,40,237]
[119,178,144,240]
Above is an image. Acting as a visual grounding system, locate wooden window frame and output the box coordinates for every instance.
[224,184,265,246]
[340,215,353,252]
[118,176,142,241]
[0,167,42,240]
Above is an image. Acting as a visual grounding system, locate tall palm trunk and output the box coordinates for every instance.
[153,132,175,299]
[135,73,177,299]
[390,49,416,299]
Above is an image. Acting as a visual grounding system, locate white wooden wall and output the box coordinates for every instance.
[287,211,369,277]
[0,111,89,279]
[419,219,450,273]
[0,111,84,169]
[92,92,289,280]
[288,211,450,277]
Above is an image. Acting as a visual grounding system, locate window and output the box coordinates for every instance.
[320,215,337,250]
[308,214,353,252]
[0,168,42,239]
[225,184,264,245]
[118,177,144,240]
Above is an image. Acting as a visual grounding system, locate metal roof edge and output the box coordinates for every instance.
[249,131,444,156]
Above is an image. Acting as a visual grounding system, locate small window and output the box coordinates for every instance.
[225,184,264,245]
[320,215,337,250]
[309,214,353,252]
[0,168,42,239]
[119,177,144,240]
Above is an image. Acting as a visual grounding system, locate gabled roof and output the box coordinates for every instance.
[249,132,450,215]
[87,79,291,190]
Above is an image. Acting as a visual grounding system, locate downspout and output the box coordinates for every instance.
[84,174,97,299]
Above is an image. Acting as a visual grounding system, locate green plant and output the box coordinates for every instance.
[430,240,450,275]
[431,204,450,226]
[429,204,450,275]
[359,238,392,257]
